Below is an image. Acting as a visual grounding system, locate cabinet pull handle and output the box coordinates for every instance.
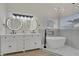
[13,36,15,38]
[9,45,12,47]
[5,37,7,39]
[32,35,33,37]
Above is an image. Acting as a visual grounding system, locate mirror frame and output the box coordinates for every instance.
[29,17,38,31]
[6,18,23,31]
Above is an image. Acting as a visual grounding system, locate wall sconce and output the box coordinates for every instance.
[13,13,33,18]
[12,13,33,20]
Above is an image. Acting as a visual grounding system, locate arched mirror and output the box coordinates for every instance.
[23,17,38,32]
[6,14,38,34]
[7,18,22,31]
[6,17,38,34]
[29,17,37,31]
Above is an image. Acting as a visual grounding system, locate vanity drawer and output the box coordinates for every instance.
[32,35,41,40]
[1,35,13,42]
[14,35,24,40]
[24,35,32,40]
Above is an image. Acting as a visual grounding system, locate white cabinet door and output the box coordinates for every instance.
[33,39,42,48]
[1,35,17,54]
[24,34,42,50]
[1,35,8,53]
[15,35,24,51]
[29,39,36,49]
[29,34,42,49]
[32,35,42,48]
[5,40,17,53]
[24,35,32,50]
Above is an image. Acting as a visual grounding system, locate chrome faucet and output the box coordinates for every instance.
[10,30,16,34]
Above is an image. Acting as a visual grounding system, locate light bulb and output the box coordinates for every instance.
[16,16,19,19]
[24,17,27,19]
[23,17,27,22]
[30,17,34,20]
[27,17,30,20]
[12,15,16,19]
[20,16,24,19]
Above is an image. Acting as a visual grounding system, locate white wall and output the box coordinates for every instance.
[6,3,79,30]
[0,3,79,34]
[0,3,7,34]
[7,3,79,18]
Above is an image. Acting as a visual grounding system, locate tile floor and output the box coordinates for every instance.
[46,45,79,56]
[4,49,61,56]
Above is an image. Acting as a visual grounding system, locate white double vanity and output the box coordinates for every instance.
[0,14,43,55]
[0,33,42,55]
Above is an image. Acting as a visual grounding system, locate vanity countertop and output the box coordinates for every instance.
[0,33,40,35]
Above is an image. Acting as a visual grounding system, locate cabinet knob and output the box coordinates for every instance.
[34,42,37,44]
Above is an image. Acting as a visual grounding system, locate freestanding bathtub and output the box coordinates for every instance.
[46,37,66,49]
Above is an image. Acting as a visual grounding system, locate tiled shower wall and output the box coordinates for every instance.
[60,29,79,49]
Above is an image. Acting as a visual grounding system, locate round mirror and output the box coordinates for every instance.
[7,18,22,30]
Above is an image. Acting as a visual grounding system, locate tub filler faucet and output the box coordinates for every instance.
[44,29,47,48]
